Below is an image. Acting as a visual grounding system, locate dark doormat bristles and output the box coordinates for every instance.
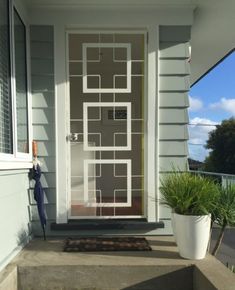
[63,237,152,252]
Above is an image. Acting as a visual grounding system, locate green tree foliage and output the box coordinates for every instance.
[204,118,235,174]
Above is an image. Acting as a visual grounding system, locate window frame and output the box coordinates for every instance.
[0,0,32,169]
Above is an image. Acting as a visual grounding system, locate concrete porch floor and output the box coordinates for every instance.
[1,236,235,290]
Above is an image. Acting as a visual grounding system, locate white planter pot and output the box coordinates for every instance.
[174,213,211,260]
[171,212,177,244]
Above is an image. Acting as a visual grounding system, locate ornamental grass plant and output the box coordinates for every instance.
[211,183,235,256]
[160,171,219,216]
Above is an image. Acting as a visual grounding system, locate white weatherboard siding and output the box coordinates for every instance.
[0,170,30,271]
[158,26,190,221]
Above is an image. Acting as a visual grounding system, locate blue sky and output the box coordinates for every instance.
[188,51,235,161]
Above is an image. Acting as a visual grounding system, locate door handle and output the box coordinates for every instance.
[68,133,80,142]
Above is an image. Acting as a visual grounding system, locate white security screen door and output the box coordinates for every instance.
[67,32,146,218]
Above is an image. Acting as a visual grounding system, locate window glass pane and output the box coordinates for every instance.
[0,0,13,154]
[14,10,29,153]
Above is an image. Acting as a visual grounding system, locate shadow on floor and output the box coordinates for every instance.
[121,267,193,290]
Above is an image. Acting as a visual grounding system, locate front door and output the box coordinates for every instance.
[67,31,146,218]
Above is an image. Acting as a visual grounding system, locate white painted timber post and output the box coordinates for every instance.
[147,25,159,222]
[55,24,68,224]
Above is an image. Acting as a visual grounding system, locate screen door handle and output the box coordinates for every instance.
[68,133,79,142]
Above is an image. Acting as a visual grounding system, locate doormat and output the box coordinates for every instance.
[63,237,152,252]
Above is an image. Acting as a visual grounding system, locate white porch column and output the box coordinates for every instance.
[55,24,68,223]
[147,25,159,222]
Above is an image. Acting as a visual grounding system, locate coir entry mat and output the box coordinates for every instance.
[63,237,152,252]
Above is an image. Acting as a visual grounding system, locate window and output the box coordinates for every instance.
[0,0,13,154]
[0,1,31,167]
[14,9,29,154]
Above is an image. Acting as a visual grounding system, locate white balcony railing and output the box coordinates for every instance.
[190,170,235,187]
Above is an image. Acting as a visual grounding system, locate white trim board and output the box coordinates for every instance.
[57,29,151,223]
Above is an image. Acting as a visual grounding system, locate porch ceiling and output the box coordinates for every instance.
[25,0,197,8]
[190,0,235,85]
[24,0,235,85]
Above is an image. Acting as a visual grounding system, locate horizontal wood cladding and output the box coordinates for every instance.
[30,42,54,59]
[31,59,54,75]
[159,75,190,92]
[31,75,55,91]
[32,108,55,125]
[159,26,191,42]
[158,26,191,220]
[159,92,189,108]
[159,124,189,140]
[32,141,56,157]
[159,59,190,75]
[30,26,54,42]
[32,92,54,108]
[159,140,188,156]
[34,157,56,173]
[159,205,172,219]
[29,172,56,188]
[30,204,56,221]
[0,171,29,198]
[30,25,56,232]
[159,108,189,124]
[159,156,188,172]
[29,188,56,205]
[159,42,190,59]
[33,125,55,141]
[0,171,30,264]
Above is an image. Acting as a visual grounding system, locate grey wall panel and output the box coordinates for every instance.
[0,171,30,268]
[29,188,56,205]
[158,26,191,221]
[159,59,190,75]
[159,92,189,108]
[31,76,55,91]
[30,172,56,188]
[38,158,56,173]
[159,108,189,124]
[33,125,55,141]
[31,59,54,75]
[30,204,56,221]
[159,156,188,172]
[33,141,56,157]
[159,26,191,42]
[159,205,172,219]
[41,172,56,187]
[30,25,56,236]
[30,26,54,42]
[32,92,55,108]
[159,124,189,140]
[159,141,188,156]
[32,108,55,125]
[159,42,190,59]
[30,42,54,59]
[159,75,190,91]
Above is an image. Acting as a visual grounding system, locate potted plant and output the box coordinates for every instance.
[160,170,219,260]
[211,183,235,256]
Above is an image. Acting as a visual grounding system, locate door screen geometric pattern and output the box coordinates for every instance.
[68,32,145,218]
[82,43,131,93]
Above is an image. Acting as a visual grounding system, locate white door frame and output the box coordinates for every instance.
[55,27,159,223]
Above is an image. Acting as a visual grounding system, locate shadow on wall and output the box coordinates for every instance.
[16,226,31,248]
